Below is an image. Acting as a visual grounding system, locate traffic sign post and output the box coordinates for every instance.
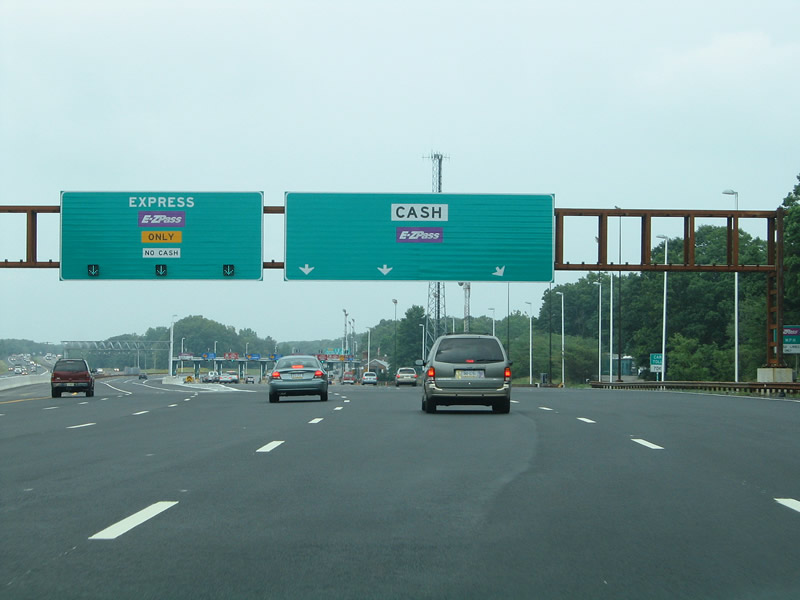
[650,353,663,373]
[784,326,800,354]
[60,192,263,280]
[285,193,554,282]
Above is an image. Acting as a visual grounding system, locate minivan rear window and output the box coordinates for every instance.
[434,338,505,364]
[54,360,88,372]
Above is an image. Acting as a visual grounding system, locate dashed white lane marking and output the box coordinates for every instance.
[309,418,324,424]
[44,406,59,410]
[344,400,350,403]
[67,423,96,429]
[89,501,179,540]
[256,441,285,453]
[79,402,89,405]
[168,404,178,408]
[775,498,800,514]
[577,417,596,423]
[511,400,520,404]
[334,407,343,411]
[132,411,149,416]
[632,438,664,450]
[538,407,553,411]
[184,398,192,402]
[101,397,109,401]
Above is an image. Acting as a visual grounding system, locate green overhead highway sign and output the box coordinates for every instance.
[60,192,263,280]
[285,192,554,281]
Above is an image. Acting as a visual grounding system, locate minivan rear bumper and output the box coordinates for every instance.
[424,380,510,405]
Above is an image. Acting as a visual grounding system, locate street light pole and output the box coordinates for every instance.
[488,307,495,336]
[555,292,565,386]
[609,273,613,382]
[180,336,185,374]
[525,301,533,385]
[392,299,398,373]
[419,323,425,361]
[593,281,602,382]
[168,314,177,377]
[723,189,739,382]
[657,235,669,382]
[614,205,622,382]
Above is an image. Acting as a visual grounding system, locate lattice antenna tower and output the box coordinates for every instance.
[424,152,448,348]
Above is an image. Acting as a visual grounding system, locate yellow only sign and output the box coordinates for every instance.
[141,231,182,243]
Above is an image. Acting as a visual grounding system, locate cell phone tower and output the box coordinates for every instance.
[424,152,448,348]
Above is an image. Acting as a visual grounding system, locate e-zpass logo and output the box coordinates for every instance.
[138,211,186,227]
[396,227,443,243]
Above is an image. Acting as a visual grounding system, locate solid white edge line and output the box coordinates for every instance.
[256,440,285,453]
[775,498,800,513]
[632,438,664,450]
[67,423,96,429]
[577,417,596,423]
[101,382,132,395]
[89,501,178,540]
[309,418,324,424]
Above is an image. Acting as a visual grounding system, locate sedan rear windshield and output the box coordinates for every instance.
[276,357,320,369]
[54,360,89,372]
[434,339,505,364]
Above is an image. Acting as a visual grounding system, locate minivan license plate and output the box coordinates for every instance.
[455,370,484,379]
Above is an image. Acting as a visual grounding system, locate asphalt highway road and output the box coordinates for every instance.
[2,378,800,599]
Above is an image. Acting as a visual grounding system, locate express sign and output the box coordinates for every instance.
[60,191,263,280]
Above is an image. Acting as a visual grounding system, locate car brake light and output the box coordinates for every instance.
[466,359,475,363]
[314,370,324,378]
[504,367,512,380]
[291,364,303,369]
[270,371,280,379]
[426,367,435,379]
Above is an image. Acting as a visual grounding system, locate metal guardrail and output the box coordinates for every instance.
[590,380,800,396]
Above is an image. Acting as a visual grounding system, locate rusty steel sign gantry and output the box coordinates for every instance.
[0,204,786,367]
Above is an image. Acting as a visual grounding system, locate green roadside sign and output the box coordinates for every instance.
[60,192,263,280]
[284,192,554,281]
[650,353,663,372]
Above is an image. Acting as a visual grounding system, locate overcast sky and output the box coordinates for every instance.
[1,0,798,347]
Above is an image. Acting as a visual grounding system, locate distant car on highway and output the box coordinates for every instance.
[203,371,219,383]
[245,375,255,384]
[342,372,356,385]
[226,371,239,383]
[138,372,148,380]
[51,358,95,398]
[395,367,418,387]
[361,371,378,385]
[269,355,328,403]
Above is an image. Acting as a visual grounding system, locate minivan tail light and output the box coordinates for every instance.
[504,367,511,381]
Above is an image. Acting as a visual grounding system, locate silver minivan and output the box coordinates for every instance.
[417,334,512,414]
